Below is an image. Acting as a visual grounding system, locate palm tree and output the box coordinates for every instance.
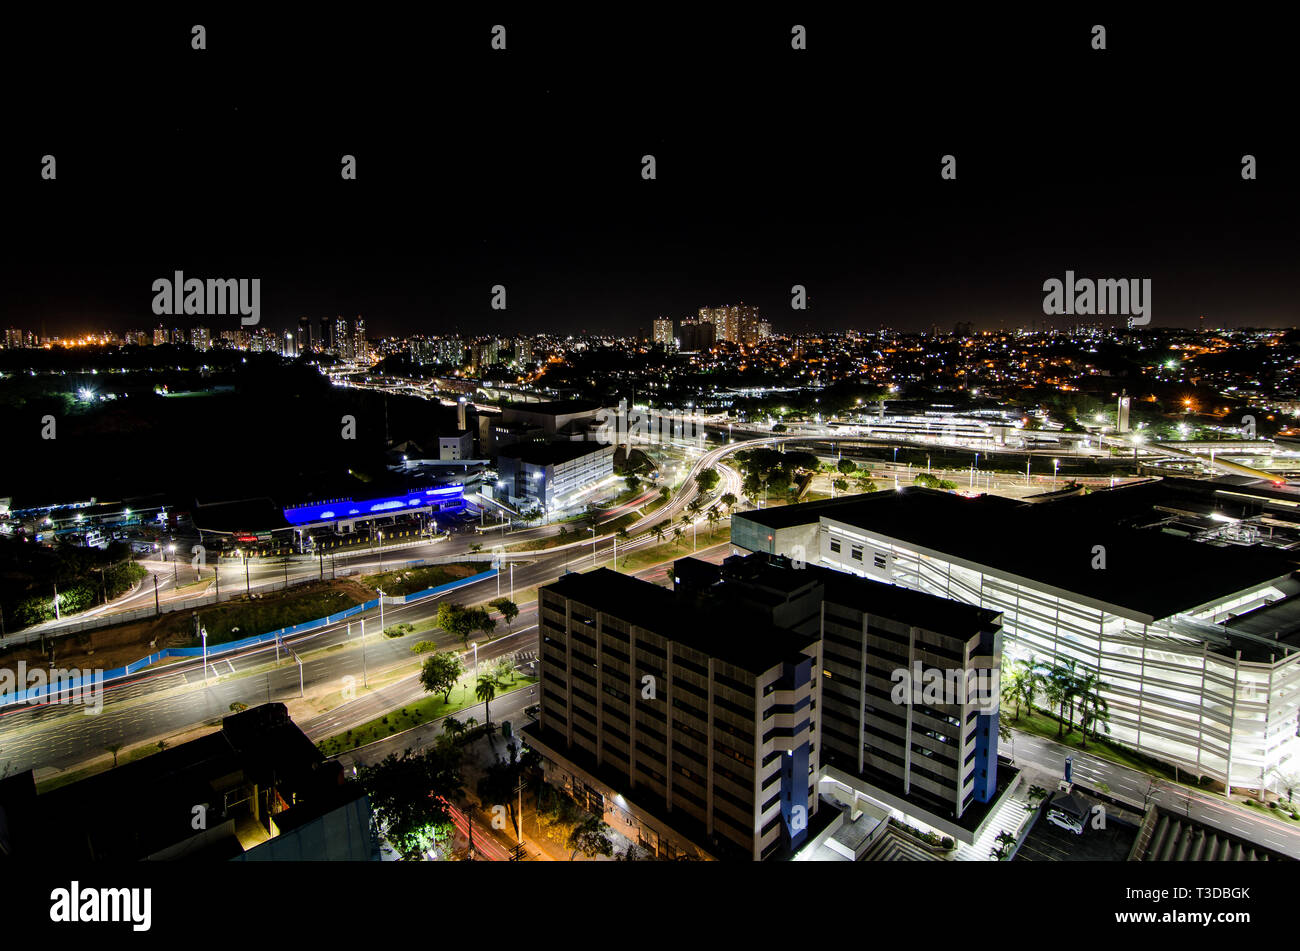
[705,508,720,539]
[654,524,665,545]
[105,743,122,767]
[476,674,500,724]
[719,492,737,513]
[1001,667,1026,721]
[1046,659,1078,738]
[1075,672,1111,749]
[1016,657,1045,719]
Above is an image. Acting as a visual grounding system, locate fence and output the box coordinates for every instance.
[0,569,498,708]
[0,538,461,649]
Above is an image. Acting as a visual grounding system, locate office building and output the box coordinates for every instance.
[495,441,615,512]
[529,566,820,860]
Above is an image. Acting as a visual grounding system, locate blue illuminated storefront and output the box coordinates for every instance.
[282,484,466,526]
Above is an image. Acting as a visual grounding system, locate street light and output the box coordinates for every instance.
[169,543,177,585]
[1053,458,1060,488]
[589,526,597,566]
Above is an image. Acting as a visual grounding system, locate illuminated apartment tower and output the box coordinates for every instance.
[353,316,367,362]
[334,316,352,361]
[653,318,675,347]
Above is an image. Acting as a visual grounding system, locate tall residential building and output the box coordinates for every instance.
[515,337,533,365]
[153,326,168,346]
[736,303,762,345]
[436,336,465,365]
[352,316,367,362]
[334,316,352,361]
[190,327,211,352]
[3,328,25,349]
[530,565,821,860]
[320,316,332,352]
[297,316,314,354]
[678,317,715,352]
[653,318,675,347]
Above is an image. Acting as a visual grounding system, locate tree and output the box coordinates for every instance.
[1075,671,1111,749]
[442,716,466,742]
[105,743,122,767]
[358,745,464,860]
[833,478,849,493]
[625,474,641,493]
[695,468,720,493]
[436,602,475,647]
[719,492,738,512]
[476,743,540,834]
[653,524,665,545]
[659,486,671,502]
[476,673,501,724]
[420,651,464,703]
[410,640,437,654]
[568,813,614,860]
[705,508,720,538]
[673,526,685,548]
[837,458,857,474]
[490,597,519,632]
[491,655,515,685]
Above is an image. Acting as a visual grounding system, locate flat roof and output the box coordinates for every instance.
[737,486,1300,622]
[502,400,607,416]
[543,568,814,674]
[500,441,613,466]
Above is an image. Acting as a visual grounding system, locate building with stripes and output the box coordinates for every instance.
[731,480,1300,794]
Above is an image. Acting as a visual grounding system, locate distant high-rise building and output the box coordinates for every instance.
[153,326,168,346]
[190,327,211,352]
[334,316,352,361]
[515,338,533,365]
[320,316,332,352]
[436,336,465,365]
[3,328,24,349]
[297,316,313,354]
[678,317,715,352]
[653,318,675,347]
[1117,390,1131,434]
[353,316,367,362]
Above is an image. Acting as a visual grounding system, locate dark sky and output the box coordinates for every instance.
[3,10,1297,337]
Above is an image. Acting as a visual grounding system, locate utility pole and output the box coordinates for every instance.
[152,576,159,617]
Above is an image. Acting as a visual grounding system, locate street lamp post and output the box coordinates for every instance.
[1053,458,1060,489]
[169,544,177,585]
[590,526,597,566]
[201,625,209,685]
[509,562,515,601]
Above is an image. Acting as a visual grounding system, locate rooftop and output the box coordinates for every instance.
[542,568,815,674]
[737,486,1300,622]
[501,440,614,467]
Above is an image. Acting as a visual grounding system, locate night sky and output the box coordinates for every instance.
[4,10,1297,337]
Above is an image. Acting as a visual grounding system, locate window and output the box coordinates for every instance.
[851,548,863,561]
[829,540,842,554]
[873,553,888,569]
